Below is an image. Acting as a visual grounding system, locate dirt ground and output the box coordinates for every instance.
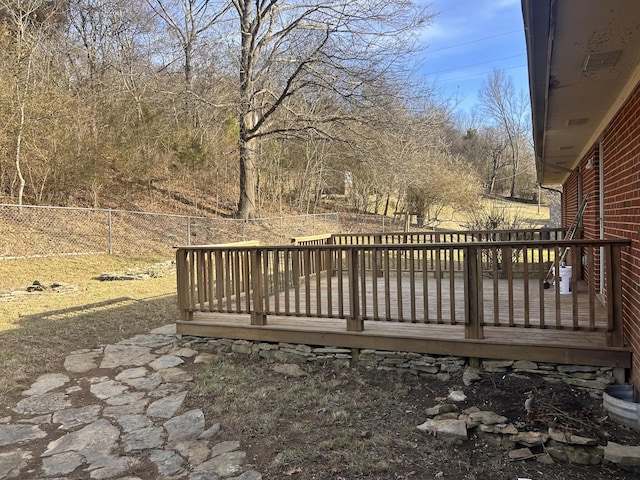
[186,351,640,480]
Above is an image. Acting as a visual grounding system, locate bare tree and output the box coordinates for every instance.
[225,0,433,218]
[477,69,530,199]
[146,0,230,88]
[66,0,120,90]
[0,0,64,207]
[459,126,510,195]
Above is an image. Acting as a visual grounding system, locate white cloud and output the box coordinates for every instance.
[419,22,465,44]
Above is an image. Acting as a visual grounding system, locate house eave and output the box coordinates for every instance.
[522,0,640,186]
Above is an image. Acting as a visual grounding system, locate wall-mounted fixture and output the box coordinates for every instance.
[586,157,595,169]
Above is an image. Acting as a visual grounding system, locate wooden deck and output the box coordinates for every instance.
[176,237,632,369]
[177,274,631,368]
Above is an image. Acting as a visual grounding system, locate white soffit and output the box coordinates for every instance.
[539,0,640,185]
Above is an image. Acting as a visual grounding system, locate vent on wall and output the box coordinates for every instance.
[567,117,588,126]
[583,50,622,72]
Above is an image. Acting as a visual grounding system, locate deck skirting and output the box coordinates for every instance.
[177,312,631,369]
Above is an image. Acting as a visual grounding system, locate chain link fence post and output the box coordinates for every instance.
[108,209,113,254]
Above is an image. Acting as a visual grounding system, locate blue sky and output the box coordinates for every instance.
[416,0,529,115]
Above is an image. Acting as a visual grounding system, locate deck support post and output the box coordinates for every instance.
[347,317,363,332]
[251,312,267,325]
[468,357,480,369]
[347,248,364,332]
[613,367,626,384]
[464,246,484,340]
[250,249,267,326]
[176,248,193,322]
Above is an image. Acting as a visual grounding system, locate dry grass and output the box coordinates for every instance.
[190,355,423,478]
[435,198,550,231]
[0,254,177,407]
[186,352,639,480]
[361,195,551,231]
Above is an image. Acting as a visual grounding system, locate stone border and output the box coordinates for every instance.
[182,337,616,391]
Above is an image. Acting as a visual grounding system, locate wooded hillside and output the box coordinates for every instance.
[0,0,537,222]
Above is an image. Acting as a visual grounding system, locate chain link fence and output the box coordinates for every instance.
[0,204,406,259]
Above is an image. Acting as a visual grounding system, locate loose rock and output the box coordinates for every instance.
[447,390,467,402]
[417,419,468,439]
[604,442,640,467]
[508,447,534,461]
[548,428,597,446]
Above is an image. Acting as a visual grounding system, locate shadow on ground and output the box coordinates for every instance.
[0,293,179,408]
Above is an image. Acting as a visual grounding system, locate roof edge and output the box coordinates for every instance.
[521,0,554,183]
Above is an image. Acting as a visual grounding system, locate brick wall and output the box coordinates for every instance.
[561,170,582,279]
[562,174,579,230]
[579,146,601,289]
[570,82,640,390]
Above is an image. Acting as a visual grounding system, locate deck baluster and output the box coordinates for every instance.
[251,249,266,325]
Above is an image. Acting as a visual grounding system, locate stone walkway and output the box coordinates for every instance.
[0,324,262,480]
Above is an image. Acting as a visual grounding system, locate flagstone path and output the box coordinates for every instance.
[0,324,262,480]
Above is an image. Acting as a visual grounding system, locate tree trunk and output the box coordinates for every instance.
[236,0,258,219]
[15,101,26,208]
[511,150,519,198]
[509,144,518,198]
[489,153,498,195]
[237,134,258,219]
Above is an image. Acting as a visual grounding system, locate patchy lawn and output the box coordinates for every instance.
[0,254,177,407]
[186,351,640,480]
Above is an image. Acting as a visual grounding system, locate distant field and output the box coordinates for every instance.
[437,197,550,230]
[376,196,551,231]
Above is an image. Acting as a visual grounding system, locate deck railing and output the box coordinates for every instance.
[176,236,629,347]
[329,227,568,245]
